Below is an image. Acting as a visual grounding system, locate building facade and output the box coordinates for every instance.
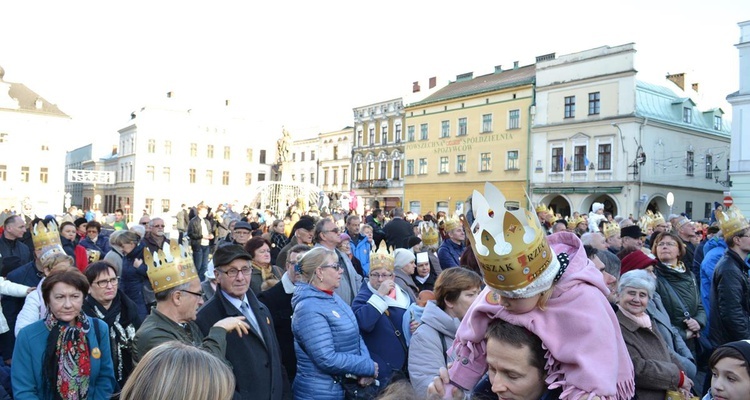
[288,136,319,186]
[531,44,730,220]
[403,64,535,216]
[318,127,352,208]
[727,20,750,211]
[0,65,71,216]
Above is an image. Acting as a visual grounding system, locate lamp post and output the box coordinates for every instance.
[666,192,674,216]
[713,166,733,187]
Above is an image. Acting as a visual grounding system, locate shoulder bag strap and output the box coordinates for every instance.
[437,331,448,365]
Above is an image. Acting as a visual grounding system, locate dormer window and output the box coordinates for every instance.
[714,115,722,130]
[683,107,692,124]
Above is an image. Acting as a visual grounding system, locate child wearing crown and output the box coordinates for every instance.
[441,183,635,400]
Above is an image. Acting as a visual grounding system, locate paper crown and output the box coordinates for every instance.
[649,211,666,228]
[32,220,63,256]
[370,241,394,272]
[715,206,750,237]
[638,213,652,233]
[567,216,585,230]
[443,216,461,232]
[463,183,558,297]
[535,203,548,213]
[419,221,439,246]
[672,215,692,231]
[144,239,199,293]
[602,221,621,239]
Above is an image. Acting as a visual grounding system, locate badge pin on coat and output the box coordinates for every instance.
[332,310,341,318]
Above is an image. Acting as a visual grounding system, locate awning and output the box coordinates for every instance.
[532,186,623,195]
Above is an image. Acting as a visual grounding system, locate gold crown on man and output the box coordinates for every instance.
[144,239,198,293]
[419,221,439,246]
[602,221,621,239]
[32,220,63,256]
[638,213,652,233]
[443,216,461,232]
[370,241,394,272]
[535,203,548,213]
[463,183,556,293]
[567,216,584,230]
[715,206,750,238]
[649,211,666,229]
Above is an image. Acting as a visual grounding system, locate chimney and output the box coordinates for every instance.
[412,81,420,93]
[535,53,556,63]
[494,65,503,74]
[429,77,436,89]
[456,72,473,82]
[666,73,685,90]
[513,61,519,69]
[166,91,173,98]
[112,145,118,156]
[691,83,699,92]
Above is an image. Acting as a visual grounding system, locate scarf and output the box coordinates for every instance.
[619,307,652,330]
[252,261,279,291]
[662,261,686,273]
[83,292,137,385]
[43,312,91,400]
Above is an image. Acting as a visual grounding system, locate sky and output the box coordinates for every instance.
[1,0,748,152]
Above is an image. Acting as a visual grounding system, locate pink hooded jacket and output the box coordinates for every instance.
[447,231,635,399]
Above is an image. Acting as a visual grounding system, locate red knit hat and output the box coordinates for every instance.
[620,250,657,275]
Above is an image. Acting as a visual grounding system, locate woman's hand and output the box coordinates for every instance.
[680,376,694,393]
[377,279,395,297]
[426,367,463,400]
[214,316,250,337]
[133,258,143,268]
[357,377,374,387]
[409,320,420,334]
[684,318,700,332]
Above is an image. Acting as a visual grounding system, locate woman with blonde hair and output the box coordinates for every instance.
[14,251,73,335]
[118,341,235,400]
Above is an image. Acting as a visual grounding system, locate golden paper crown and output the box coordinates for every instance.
[86,249,101,264]
[32,220,62,255]
[464,183,556,293]
[638,213,652,233]
[715,206,750,238]
[369,241,394,272]
[144,239,198,293]
[602,221,621,239]
[650,211,666,228]
[443,216,461,232]
[419,221,439,246]
[567,216,585,230]
[535,203,548,213]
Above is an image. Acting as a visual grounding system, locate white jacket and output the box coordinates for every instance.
[408,300,459,397]
[0,277,30,334]
[14,278,44,336]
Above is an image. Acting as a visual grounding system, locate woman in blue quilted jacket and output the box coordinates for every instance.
[291,247,378,400]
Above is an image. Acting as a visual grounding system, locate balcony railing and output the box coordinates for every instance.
[353,179,403,189]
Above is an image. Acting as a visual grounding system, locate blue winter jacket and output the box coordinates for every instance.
[437,240,464,269]
[292,283,375,400]
[78,234,112,257]
[120,243,149,319]
[700,237,728,323]
[348,233,372,275]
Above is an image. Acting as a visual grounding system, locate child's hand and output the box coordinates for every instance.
[409,320,420,334]
[25,287,36,294]
[133,258,143,268]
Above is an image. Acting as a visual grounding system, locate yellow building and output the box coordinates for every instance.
[403,64,534,215]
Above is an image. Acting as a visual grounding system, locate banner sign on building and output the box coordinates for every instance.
[67,170,115,184]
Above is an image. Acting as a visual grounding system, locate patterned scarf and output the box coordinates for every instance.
[44,312,91,400]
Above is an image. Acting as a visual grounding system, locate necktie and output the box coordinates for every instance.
[240,302,264,344]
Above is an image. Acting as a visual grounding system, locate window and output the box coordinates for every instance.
[301,152,306,162]
[246,148,253,162]
[291,174,296,181]
[705,202,712,219]
[406,159,415,175]
[420,124,428,140]
[508,110,520,129]
[292,153,296,162]
[161,199,170,213]
[714,115,722,130]
[457,155,467,173]
[367,162,374,180]
[481,114,493,133]
[224,146,231,160]
[21,166,29,182]
[458,118,467,136]
[189,168,196,183]
[0,133,7,143]
[683,107,692,124]
[148,139,155,153]
[146,165,155,181]
[165,141,172,155]
[573,145,587,171]
[311,150,316,161]
[395,124,402,142]
[323,170,329,185]
[392,161,399,179]
[551,147,564,172]
[418,158,427,175]
[206,170,213,184]
[259,150,267,164]
[163,167,171,182]
[301,173,306,183]
[436,201,449,214]
[332,169,338,185]
[342,168,348,184]
[564,96,576,118]
[258,173,266,181]
[356,130,363,146]
[356,163,363,180]
[369,127,375,146]
[245,173,252,186]
[588,92,600,115]
[381,126,388,144]
[333,146,338,160]
[507,151,519,170]
[705,154,713,179]
[40,167,48,183]
[40,145,49,151]
[207,145,214,158]
[0,165,5,181]
[380,161,387,179]
[190,143,197,157]
[598,144,612,170]
[407,126,415,141]
[409,201,422,215]
[441,120,450,138]
[480,153,492,172]
[310,173,314,184]
[685,201,693,219]
[686,151,694,176]
[145,199,153,215]
[439,156,449,173]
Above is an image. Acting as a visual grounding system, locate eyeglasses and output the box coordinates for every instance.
[370,273,394,279]
[233,231,251,236]
[152,225,165,228]
[255,249,271,254]
[657,241,678,247]
[180,289,204,298]
[320,263,343,271]
[217,267,252,278]
[93,277,119,288]
[140,222,149,226]
[321,229,338,234]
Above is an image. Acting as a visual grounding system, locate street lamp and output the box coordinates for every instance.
[666,192,674,216]
[713,166,733,187]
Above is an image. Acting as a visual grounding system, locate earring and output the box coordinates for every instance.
[319,276,323,282]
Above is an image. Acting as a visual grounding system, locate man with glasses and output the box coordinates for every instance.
[217,221,253,251]
[313,218,362,306]
[258,244,310,383]
[197,245,291,400]
[134,240,248,364]
[141,218,167,253]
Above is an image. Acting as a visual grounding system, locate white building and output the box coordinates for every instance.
[288,136,319,187]
[0,65,71,216]
[532,44,730,220]
[318,127,353,208]
[727,20,750,211]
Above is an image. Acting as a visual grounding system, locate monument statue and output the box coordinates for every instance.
[276,126,291,166]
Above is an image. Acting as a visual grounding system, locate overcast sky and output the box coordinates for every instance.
[1,1,748,151]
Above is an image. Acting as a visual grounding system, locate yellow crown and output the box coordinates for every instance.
[535,203,548,213]
[650,211,666,229]
[567,216,585,230]
[715,206,750,238]
[443,216,461,232]
[32,220,63,255]
[144,239,198,293]
[419,221,439,246]
[369,241,394,272]
[638,213,652,233]
[464,183,555,292]
[602,221,621,239]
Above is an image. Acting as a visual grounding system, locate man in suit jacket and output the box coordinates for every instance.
[257,244,310,383]
[383,207,414,250]
[196,245,291,400]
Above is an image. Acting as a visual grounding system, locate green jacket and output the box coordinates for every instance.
[654,262,707,342]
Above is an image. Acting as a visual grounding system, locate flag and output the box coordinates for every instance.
[584,155,590,167]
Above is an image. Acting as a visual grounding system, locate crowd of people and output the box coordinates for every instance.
[0,190,747,400]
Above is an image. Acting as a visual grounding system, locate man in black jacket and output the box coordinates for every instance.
[709,213,750,348]
[382,207,413,249]
[0,215,32,276]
